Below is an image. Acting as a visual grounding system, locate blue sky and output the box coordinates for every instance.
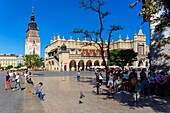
[0,0,150,57]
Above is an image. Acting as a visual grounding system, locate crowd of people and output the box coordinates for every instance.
[4,70,44,101]
[94,68,170,102]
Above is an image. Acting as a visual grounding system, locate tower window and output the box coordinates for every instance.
[33,40,36,44]
[33,48,35,55]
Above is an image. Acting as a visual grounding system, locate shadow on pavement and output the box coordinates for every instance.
[78,76,170,113]
[112,92,170,113]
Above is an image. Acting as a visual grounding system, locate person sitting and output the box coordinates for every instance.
[114,76,122,93]
[26,76,34,85]
[32,82,44,101]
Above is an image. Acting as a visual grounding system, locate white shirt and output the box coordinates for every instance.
[15,75,20,82]
[99,73,103,80]
[24,73,28,78]
[9,72,13,77]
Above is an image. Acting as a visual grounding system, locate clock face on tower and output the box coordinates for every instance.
[32,31,36,34]
[32,31,36,36]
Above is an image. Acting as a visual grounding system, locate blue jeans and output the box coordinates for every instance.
[141,80,149,93]
[36,91,43,100]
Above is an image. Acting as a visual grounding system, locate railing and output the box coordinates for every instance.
[69,54,103,59]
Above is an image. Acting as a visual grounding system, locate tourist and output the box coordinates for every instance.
[26,76,34,85]
[33,82,44,101]
[122,69,129,91]
[77,70,80,81]
[99,70,104,92]
[140,68,149,94]
[149,72,156,94]
[107,72,114,93]
[129,69,137,93]
[9,70,13,77]
[5,72,12,90]
[12,72,16,82]
[13,72,22,91]
[133,80,141,102]
[114,76,122,93]
[155,71,168,96]
[95,69,99,81]
[24,70,28,79]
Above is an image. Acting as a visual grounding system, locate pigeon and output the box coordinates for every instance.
[79,100,83,104]
[80,91,85,99]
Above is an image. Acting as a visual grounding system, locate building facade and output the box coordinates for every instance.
[44,29,149,71]
[0,54,24,69]
[0,54,17,68]
[25,7,40,56]
[17,54,24,66]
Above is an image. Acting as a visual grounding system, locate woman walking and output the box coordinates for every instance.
[5,72,12,90]
[13,72,22,91]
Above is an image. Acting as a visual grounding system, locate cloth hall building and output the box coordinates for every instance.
[44,28,149,71]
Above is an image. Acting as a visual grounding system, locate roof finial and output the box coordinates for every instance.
[140,25,142,29]
[32,6,34,16]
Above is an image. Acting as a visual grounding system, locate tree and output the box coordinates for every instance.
[110,49,138,67]
[6,65,13,70]
[15,63,24,69]
[73,0,123,82]
[110,50,122,66]
[24,54,42,70]
[129,0,170,33]
[130,0,170,72]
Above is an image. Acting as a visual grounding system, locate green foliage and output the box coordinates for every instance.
[110,50,122,66]
[6,65,13,70]
[15,63,24,69]
[110,49,138,67]
[24,54,42,69]
[129,0,170,32]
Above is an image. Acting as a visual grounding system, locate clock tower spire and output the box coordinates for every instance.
[27,6,38,31]
[25,7,40,56]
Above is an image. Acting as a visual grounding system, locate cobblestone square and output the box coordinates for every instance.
[31,71,170,113]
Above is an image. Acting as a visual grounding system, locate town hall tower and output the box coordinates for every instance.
[25,7,40,56]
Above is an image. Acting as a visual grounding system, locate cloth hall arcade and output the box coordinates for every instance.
[44,28,149,71]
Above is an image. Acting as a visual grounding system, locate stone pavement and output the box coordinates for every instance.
[31,71,170,113]
[23,79,46,113]
[0,71,46,113]
[0,71,24,113]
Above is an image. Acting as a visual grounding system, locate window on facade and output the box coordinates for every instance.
[138,46,144,55]
[90,52,93,56]
[83,52,86,56]
[76,50,78,54]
